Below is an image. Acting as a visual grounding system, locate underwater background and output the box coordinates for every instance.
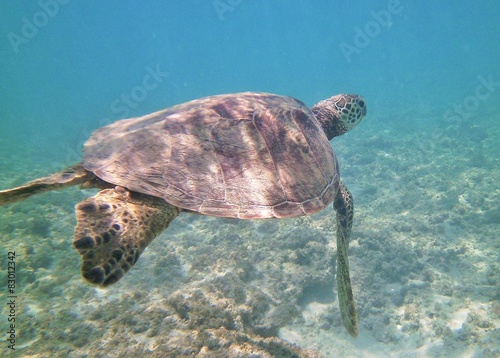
[0,0,499,357]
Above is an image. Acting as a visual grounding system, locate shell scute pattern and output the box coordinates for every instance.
[83,93,338,219]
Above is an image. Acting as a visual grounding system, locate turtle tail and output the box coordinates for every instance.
[0,163,92,206]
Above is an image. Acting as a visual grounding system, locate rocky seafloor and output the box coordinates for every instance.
[0,105,498,357]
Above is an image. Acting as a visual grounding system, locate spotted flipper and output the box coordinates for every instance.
[73,186,179,286]
[334,181,358,337]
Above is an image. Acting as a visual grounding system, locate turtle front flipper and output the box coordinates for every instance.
[334,181,358,337]
[73,187,179,287]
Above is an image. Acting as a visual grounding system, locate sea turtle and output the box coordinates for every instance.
[0,92,366,337]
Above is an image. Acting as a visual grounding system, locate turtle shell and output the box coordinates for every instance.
[83,92,339,219]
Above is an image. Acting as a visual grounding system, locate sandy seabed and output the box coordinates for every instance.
[0,105,498,357]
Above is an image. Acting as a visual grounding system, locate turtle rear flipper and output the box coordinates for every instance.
[73,187,179,287]
[334,181,358,337]
[0,164,92,206]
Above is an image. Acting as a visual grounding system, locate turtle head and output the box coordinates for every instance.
[311,94,366,140]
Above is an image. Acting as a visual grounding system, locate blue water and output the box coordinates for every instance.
[0,1,499,357]
[1,1,499,159]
